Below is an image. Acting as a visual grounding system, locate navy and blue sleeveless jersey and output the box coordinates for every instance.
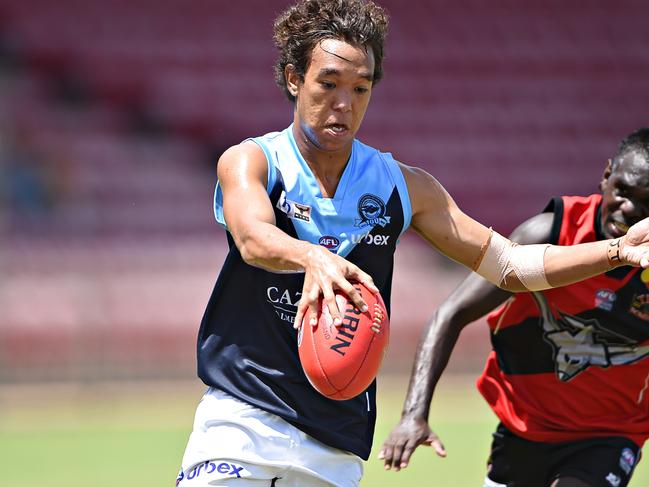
[197,125,412,459]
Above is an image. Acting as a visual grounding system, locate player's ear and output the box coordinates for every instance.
[599,158,613,192]
[285,64,300,99]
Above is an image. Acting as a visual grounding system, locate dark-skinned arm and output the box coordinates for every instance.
[378,211,554,471]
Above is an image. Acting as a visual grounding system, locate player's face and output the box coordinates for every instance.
[599,150,649,239]
[288,38,374,153]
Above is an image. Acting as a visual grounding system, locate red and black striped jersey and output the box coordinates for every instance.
[477,194,649,446]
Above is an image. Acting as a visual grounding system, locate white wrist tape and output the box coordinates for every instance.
[475,230,551,291]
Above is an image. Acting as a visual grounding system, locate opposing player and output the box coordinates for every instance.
[379,127,649,487]
[176,0,649,484]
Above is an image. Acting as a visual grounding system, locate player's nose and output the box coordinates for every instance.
[332,90,352,112]
[620,198,642,221]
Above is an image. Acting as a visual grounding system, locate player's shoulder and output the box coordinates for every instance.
[216,140,268,182]
[219,140,265,162]
[395,162,445,201]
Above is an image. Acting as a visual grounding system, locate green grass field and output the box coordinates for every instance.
[1,375,647,486]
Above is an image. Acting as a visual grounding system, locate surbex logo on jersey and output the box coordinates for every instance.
[351,232,390,246]
[533,293,649,381]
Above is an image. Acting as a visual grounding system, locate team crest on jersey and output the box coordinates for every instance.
[629,293,649,321]
[355,194,390,228]
[533,293,649,381]
[276,191,311,222]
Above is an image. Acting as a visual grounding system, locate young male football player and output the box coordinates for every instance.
[177,1,649,485]
[380,127,649,487]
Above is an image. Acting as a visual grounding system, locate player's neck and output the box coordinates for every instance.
[293,127,351,197]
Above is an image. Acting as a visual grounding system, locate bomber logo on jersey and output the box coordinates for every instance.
[319,235,340,251]
[276,190,311,222]
[629,293,649,321]
[595,289,617,311]
[534,293,649,381]
[355,193,390,228]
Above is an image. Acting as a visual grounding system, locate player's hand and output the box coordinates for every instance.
[293,245,378,330]
[620,217,649,268]
[378,416,446,471]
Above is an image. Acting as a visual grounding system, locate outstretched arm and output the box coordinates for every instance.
[400,163,649,292]
[217,142,378,328]
[379,212,553,471]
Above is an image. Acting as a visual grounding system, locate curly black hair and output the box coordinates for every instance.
[613,127,649,169]
[273,0,389,102]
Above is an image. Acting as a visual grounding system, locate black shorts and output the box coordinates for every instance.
[486,423,642,487]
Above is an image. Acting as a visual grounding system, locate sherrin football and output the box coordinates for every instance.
[298,282,389,400]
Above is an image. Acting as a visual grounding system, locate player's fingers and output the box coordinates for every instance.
[293,302,307,330]
[322,288,342,327]
[349,267,379,294]
[307,302,319,327]
[389,441,407,471]
[337,280,368,313]
[399,438,425,469]
[640,252,649,268]
[303,288,322,327]
[431,437,447,457]
[378,443,394,469]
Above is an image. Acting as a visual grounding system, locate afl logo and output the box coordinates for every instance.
[355,194,391,228]
[319,235,340,251]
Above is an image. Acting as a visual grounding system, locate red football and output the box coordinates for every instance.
[298,282,389,400]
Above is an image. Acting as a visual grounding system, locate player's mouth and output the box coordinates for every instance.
[324,123,350,137]
[608,219,630,237]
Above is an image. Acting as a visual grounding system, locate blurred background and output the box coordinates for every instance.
[1,0,648,485]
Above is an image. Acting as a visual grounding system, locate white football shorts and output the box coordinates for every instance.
[177,387,364,487]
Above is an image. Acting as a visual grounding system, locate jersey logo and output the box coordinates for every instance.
[276,191,311,222]
[533,294,649,381]
[606,472,621,487]
[629,293,649,321]
[178,461,249,483]
[351,233,390,246]
[319,235,340,251]
[266,286,300,325]
[595,289,617,311]
[619,448,636,475]
[355,194,390,228]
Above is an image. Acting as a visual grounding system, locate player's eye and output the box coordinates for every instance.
[321,81,335,89]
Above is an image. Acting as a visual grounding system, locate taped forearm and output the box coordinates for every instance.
[473,229,628,291]
[473,229,550,291]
